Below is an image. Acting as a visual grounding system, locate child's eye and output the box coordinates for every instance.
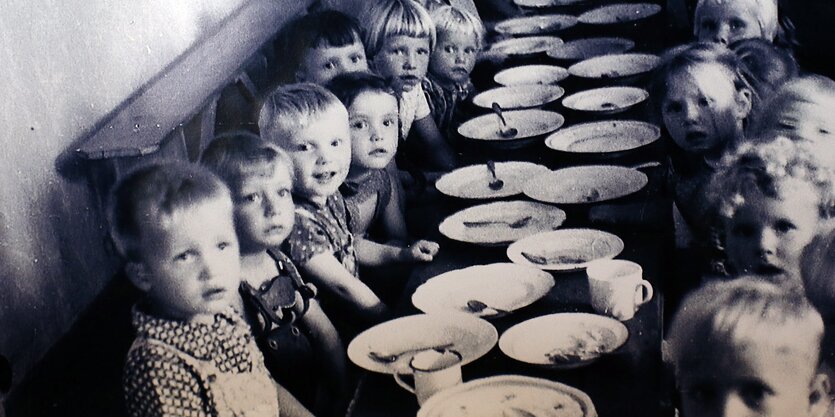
[739,382,771,408]
[174,250,196,263]
[664,102,683,113]
[217,241,233,251]
[417,48,429,55]
[277,188,290,198]
[729,18,747,31]
[697,97,711,107]
[350,54,364,63]
[774,220,796,234]
[351,120,368,130]
[296,143,312,152]
[464,47,476,54]
[444,45,455,53]
[819,127,831,135]
[700,19,717,31]
[243,193,261,203]
[323,61,337,70]
[331,138,342,147]
[382,117,396,127]
[776,121,795,131]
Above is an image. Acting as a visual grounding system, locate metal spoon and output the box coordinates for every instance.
[367,343,455,363]
[491,102,518,138]
[466,300,511,317]
[463,216,532,228]
[486,160,505,190]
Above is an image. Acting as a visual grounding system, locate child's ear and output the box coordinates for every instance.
[125,262,153,292]
[294,68,308,83]
[734,88,753,120]
[808,373,831,417]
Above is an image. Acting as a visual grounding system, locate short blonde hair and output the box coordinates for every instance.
[363,0,436,59]
[694,0,779,41]
[753,75,835,141]
[258,82,343,146]
[431,5,485,49]
[200,131,295,192]
[669,276,823,375]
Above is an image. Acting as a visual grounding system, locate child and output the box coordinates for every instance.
[259,82,391,334]
[752,75,835,168]
[423,5,484,138]
[364,0,457,170]
[200,132,350,417]
[693,0,786,47]
[668,276,830,417]
[709,137,835,285]
[273,10,369,86]
[110,162,312,417]
[730,37,798,103]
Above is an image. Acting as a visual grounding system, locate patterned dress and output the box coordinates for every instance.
[423,75,474,139]
[285,193,358,277]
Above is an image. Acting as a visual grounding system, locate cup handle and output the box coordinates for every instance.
[635,280,654,306]
[393,372,416,394]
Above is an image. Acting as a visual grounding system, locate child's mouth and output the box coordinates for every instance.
[265,224,285,235]
[400,75,419,85]
[203,287,227,301]
[369,148,389,157]
[685,131,708,144]
[313,171,337,184]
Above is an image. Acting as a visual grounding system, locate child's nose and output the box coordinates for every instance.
[263,194,278,217]
[714,25,730,45]
[403,52,417,69]
[201,255,227,282]
[719,392,749,417]
[757,229,778,256]
[683,103,700,123]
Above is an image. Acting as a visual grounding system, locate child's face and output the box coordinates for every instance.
[348,91,399,170]
[724,178,821,283]
[298,40,369,84]
[429,31,479,85]
[696,0,763,45]
[678,341,824,417]
[284,104,352,204]
[138,196,241,320]
[233,163,295,251]
[662,64,749,156]
[761,98,835,167]
[372,35,431,93]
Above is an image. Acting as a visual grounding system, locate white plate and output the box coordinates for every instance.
[499,313,628,368]
[412,263,555,318]
[347,313,497,374]
[418,375,598,417]
[523,165,648,204]
[568,53,660,80]
[472,85,565,110]
[494,65,569,86]
[439,200,566,245]
[578,3,662,24]
[506,228,624,271]
[547,37,635,61]
[545,120,660,154]
[495,14,578,36]
[488,36,563,57]
[561,87,649,115]
[514,0,590,7]
[457,110,564,142]
[436,162,550,200]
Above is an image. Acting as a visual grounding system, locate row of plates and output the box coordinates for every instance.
[493,3,661,37]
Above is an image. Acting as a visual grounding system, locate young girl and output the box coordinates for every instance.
[201,133,349,417]
[363,0,457,170]
[709,137,835,286]
[693,0,796,49]
[423,5,484,138]
[650,42,754,253]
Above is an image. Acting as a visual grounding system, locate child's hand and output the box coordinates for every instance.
[404,240,440,262]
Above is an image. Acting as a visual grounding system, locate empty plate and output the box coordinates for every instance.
[457,109,564,143]
[412,263,555,318]
[347,313,497,374]
[439,200,566,245]
[524,165,648,204]
[494,14,578,36]
[488,36,563,57]
[578,3,662,25]
[545,120,660,154]
[562,87,649,115]
[547,37,635,61]
[436,162,550,199]
[568,53,660,80]
[506,228,624,271]
[494,65,569,86]
[472,85,565,110]
[499,313,628,368]
[418,375,597,417]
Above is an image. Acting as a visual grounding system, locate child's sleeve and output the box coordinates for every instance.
[416,84,432,121]
[286,214,334,266]
[123,344,210,417]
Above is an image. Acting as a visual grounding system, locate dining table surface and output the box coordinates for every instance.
[346,1,677,416]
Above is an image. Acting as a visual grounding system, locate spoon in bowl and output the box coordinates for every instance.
[491,102,518,138]
[486,160,504,191]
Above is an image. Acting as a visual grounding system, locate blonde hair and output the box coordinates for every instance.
[669,276,823,375]
[753,75,835,141]
[258,82,343,146]
[694,0,779,41]
[363,0,436,59]
[431,5,485,49]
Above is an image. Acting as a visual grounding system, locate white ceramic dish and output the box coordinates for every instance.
[568,53,660,80]
[547,37,635,61]
[561,87,649,115]
[488,36,563,57]
[578,3,662,25]
[438,200,566,245]
[411,263,555,318]
[494,65,569,86]
[523,165,648,204]
[495,14,578,36]
[436,162,551,200]
[457,109,564,143]
[499,313,628,368]
[545,120,660,154]
[472,85,565,110]
[417,375,598,417]
[506,228,624,271]
[347,313,497,374]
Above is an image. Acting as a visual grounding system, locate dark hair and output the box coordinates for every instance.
[108,162,230,262]
[326,71,397,109]
[273,10,364,85]
[200,131,293,193]
[730,37,798,102]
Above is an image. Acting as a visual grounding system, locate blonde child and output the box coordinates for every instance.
[364,0,457,170]
[273,10,369,86]
[201,132,350,417]
[423,5,485,138]
[668,277,830,417]
[259,82,392,335]
[709,137,835,285]
[110,162,312,417]
[693,0,795,48]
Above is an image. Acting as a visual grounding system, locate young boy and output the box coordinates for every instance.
[110,162,312,417]
[668,277,830,417]
[273,10,369,86]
